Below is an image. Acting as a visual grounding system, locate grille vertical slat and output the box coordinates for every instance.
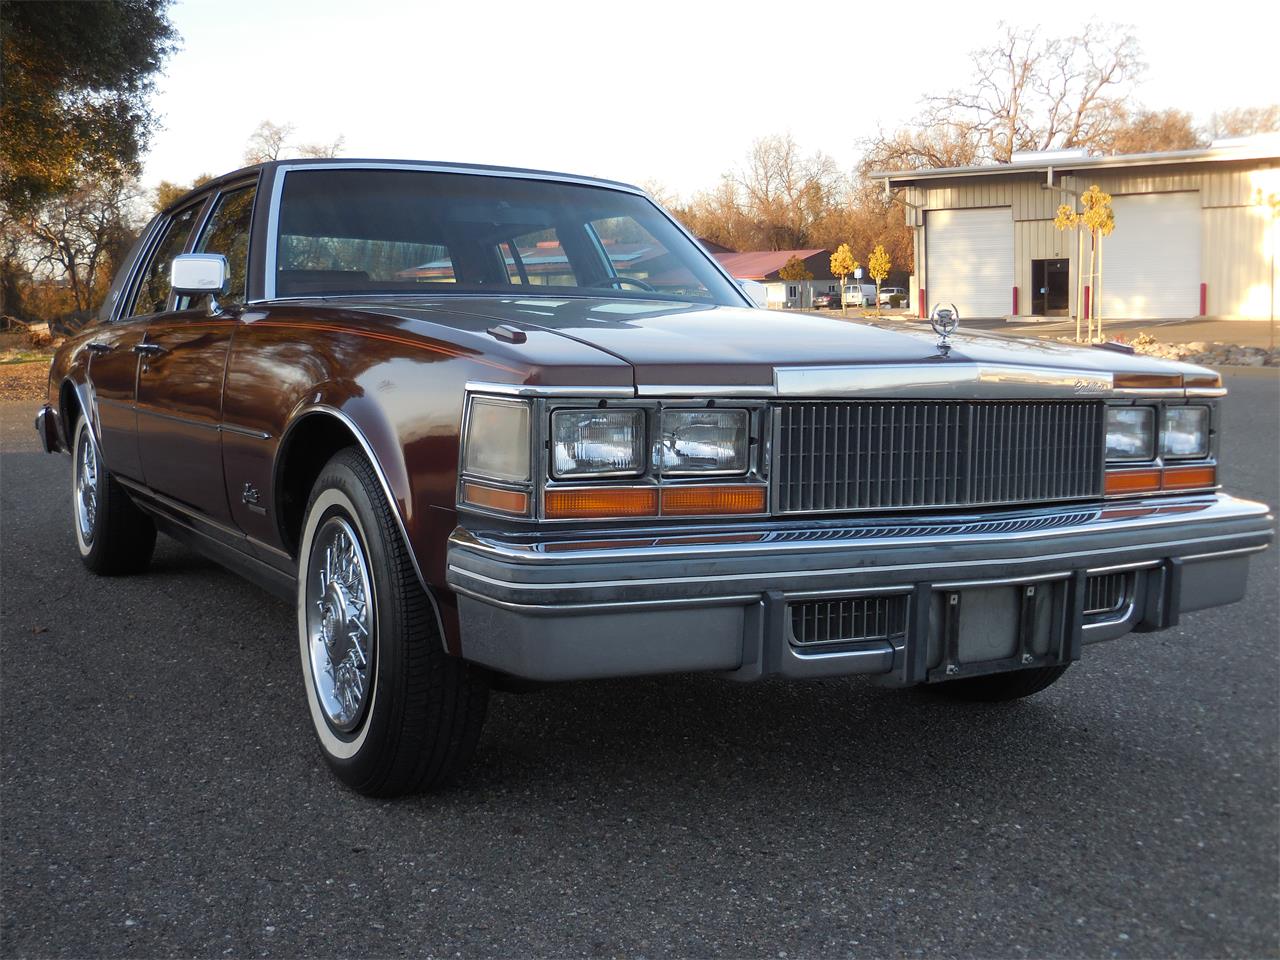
[776,401,1104,513]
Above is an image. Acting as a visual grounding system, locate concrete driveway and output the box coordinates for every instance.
[2,372,1277,958]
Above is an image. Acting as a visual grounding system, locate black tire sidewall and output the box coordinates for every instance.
[72,416,107,565]
[296,454,408,787]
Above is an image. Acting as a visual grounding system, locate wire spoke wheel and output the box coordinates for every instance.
[75,428,99,544]
[305,515,375,733]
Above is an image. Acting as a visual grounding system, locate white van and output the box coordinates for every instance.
[843,282,876,307]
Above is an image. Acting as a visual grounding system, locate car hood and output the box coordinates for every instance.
[331,295,1212,392]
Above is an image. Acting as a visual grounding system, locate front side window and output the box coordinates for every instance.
[273,168,743,305]
[190,183,256,303]
[130,204,201,317]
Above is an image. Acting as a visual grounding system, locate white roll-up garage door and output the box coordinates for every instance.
[1100,193,1201,320]
[925,207,1014,319]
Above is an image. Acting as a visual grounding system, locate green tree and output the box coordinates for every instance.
[153,174,214,213]
[829,243,859,314]
[778,255,814,281]
[0,0,178,211]
[868,244,891,315]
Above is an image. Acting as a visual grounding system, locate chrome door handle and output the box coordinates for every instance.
[86,341,113,355]
[132,342,165,356]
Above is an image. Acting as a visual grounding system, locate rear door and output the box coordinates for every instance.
[135,180,257,525]
[88,201,206,481]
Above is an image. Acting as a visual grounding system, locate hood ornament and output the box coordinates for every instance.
[930,303,960,356]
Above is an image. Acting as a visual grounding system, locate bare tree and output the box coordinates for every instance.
[1101,108,1203,154]
[865,23,1144,169]
[244,120,346,164]
[734,134,844,249]
[243,120,296,164]
[296,135,346,159]
[1207,105,1280,140]
[21,175,141,320]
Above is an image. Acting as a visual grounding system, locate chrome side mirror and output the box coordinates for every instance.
[738,279,768,308]
[171,253,229,296]
[171,254,231,316]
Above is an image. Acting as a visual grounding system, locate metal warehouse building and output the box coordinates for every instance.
[874,137,1279,321]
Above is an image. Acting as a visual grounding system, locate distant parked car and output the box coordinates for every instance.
[878,286,907,306]
[812,291,841,309]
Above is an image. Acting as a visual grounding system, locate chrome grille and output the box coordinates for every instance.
[1084,572,1128,615]
[790,595,908,647]
[774,401,1104,513]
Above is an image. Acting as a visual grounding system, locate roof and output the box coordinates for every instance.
[714,249,829,280]
[872,136,1280,186]
[159,157,646,216]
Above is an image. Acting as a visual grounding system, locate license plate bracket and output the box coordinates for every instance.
[924,574,1082,683]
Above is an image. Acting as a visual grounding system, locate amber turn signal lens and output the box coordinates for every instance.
[1104,469,1162,495]
[544,486,659,519]
[462,481,529,515]
[1113,372,1183,389]
[1183,372,1223,389]
[1162,465,1216,490]
[661,485,768,516]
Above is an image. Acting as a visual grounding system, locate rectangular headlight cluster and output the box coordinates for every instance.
[460,395,761,519]
[1105,405,1210,463]
[1105,407,1155,461]
[551,407,751,479]
[1162,406,1209,458]
[659,409,749,475]
[552,410,645,479]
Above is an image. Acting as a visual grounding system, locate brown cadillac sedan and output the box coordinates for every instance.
[36,160,1274,795]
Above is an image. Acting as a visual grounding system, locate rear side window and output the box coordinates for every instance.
[190,184,256,303]
[129,205,201,317]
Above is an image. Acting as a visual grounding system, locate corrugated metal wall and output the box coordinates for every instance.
[902,159,1279,320]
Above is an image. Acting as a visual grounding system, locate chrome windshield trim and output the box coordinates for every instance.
[773,363,1118,399]
[465,380,635,398]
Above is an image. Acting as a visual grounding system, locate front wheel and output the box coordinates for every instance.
[927,664,1070,702]
[296,448,489,796]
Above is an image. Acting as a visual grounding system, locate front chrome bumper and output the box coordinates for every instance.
[35,404,61,454]
[446,495,1274,683]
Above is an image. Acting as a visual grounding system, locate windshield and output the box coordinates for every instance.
[273,168,744,306]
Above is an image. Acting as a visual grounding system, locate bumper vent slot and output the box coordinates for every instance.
[1084,571,1128,616]
[775,400,1105,514]
[790,595,908,647]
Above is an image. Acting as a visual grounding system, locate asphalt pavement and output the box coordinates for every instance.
[2,371,1278,959]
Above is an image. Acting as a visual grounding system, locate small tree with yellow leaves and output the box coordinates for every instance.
[1054,202,1085,341]
[868,244,891,316]
[1080,184,1115,339]
[829,243,858,315]
[778,255,814,282]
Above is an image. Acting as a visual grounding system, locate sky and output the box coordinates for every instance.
[142,0,1280,199]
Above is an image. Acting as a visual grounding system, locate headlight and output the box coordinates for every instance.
[463,397,530,482]
[1162,406,1209,458]
[552,408,645,478]
[1105,407,1155,461]
[659,409,749,475]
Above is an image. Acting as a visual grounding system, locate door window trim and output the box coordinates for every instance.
[182,178,260,311]
[118,196,212,321]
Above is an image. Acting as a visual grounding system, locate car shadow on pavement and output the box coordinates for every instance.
[439,669,1126,815]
